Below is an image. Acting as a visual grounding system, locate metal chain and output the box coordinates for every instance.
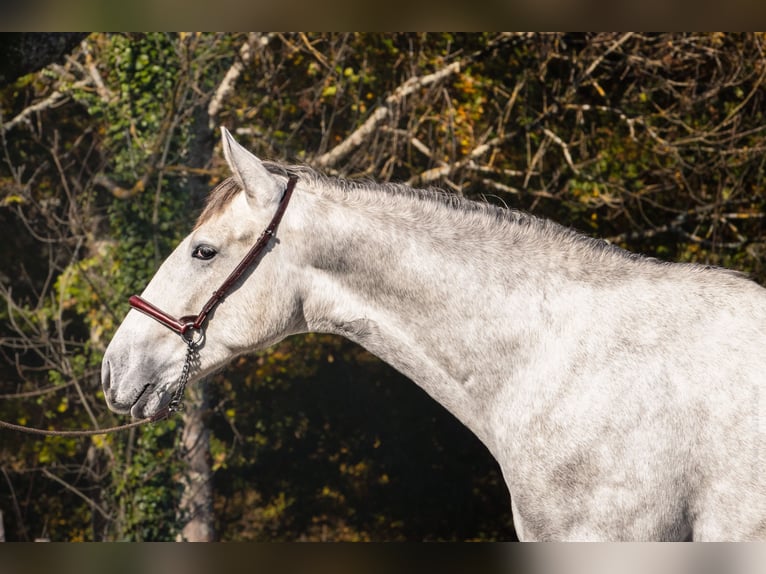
[167,336,201,414]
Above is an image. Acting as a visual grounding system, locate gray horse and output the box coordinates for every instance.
[102,128,765,540]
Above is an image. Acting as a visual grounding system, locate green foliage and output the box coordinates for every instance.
[1,32,206,541]
[74,34,179,181]
[109,421,183,541]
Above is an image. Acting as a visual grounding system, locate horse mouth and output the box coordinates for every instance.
[129,382,172,419]
[128,384,151,418]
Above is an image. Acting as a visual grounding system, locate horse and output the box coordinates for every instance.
[102,127,765,541]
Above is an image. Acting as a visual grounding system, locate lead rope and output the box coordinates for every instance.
[0,415,152,437]
[0,337,201,437]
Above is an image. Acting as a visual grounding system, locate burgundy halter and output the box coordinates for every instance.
[129,175,298,343]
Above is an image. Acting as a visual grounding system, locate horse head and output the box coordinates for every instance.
[102,129,303,419]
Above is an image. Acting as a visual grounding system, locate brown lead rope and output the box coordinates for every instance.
[0,351,190,437]
[0,356,187,436]
[0,416,155,437]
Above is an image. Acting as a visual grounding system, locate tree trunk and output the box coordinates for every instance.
[176,379,215,541]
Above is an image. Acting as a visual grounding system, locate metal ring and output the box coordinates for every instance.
[181,324,204,345]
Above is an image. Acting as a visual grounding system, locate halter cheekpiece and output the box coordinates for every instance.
[128,175,298,416]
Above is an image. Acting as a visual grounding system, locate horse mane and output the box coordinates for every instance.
[196,163,534,230]
[195,161,736,279]
[261,162,642,267]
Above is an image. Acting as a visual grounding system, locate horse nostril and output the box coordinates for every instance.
[100,358,122,412]
[101,358,111,392]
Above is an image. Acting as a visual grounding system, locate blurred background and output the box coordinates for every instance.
[1,33,765,541]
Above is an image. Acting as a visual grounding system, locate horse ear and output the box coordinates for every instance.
[220,127,282,207]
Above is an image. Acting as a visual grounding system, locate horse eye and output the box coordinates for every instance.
[192,245,218,260]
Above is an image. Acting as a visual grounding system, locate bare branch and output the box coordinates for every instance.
[208,33,267,128]
[581,33,635,80]
[41,468,111,521]
[0,380,76,399]
[542,128,579,175]
[1,468,29,541]
[2,90,68,133]
[314,61,461,169]
[80,39,112,103]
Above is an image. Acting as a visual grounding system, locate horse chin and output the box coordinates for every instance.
[104,397,131,416]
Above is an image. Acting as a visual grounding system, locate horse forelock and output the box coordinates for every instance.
[195,177,242,229]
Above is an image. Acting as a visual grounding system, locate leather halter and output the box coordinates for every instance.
[129,176,298,341]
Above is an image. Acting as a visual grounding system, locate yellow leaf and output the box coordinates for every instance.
[3,195,24,205]
[593,81,606,97]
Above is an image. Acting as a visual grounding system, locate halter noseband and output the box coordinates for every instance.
[129,176,297,345]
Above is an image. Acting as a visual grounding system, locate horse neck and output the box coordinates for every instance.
[288,182,568,449]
